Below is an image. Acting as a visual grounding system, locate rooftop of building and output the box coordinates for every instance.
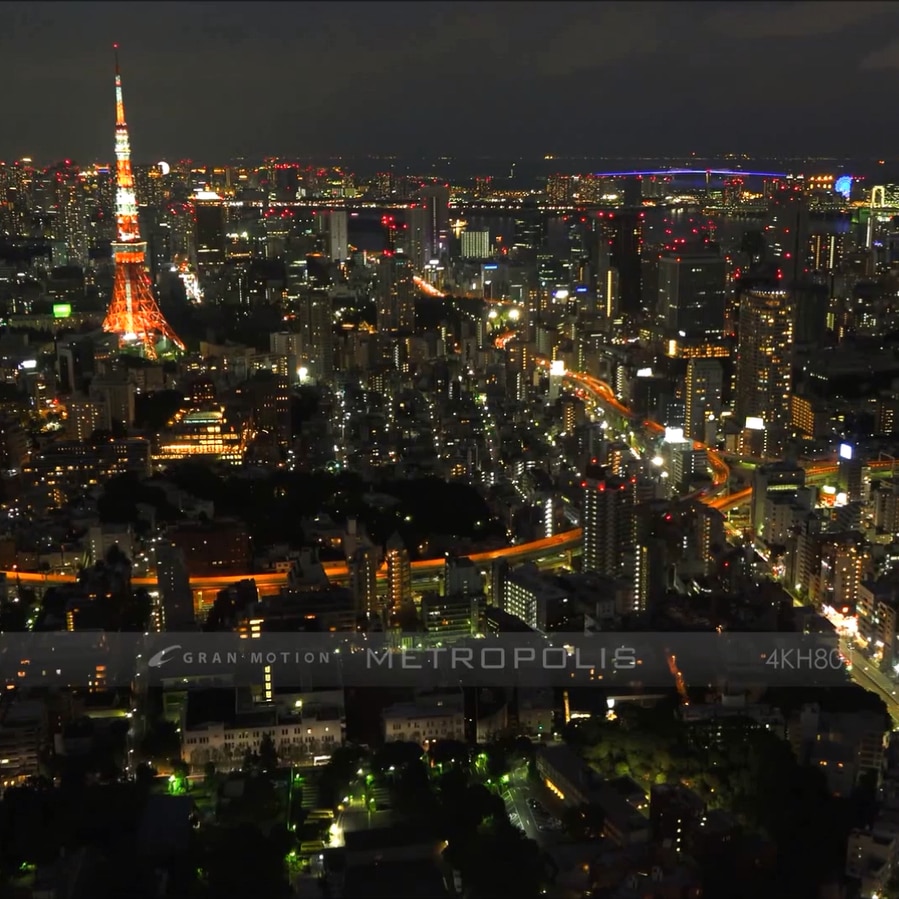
[184,688,275,731]
[383,700,464,721]
[650,782,705,811]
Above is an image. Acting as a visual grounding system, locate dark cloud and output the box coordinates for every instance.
[861,38,899,70]
[536,4,665,76]
[0,0,896,162]
[702,1,896,39]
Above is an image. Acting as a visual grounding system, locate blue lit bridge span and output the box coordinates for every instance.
[592,169,787,178]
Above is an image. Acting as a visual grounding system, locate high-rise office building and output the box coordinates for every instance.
[445,556,483,597]
[735,289,793,440]
[89,371,135,430]
[195,198,226,266]
[349,546,379,616]
[416,184,450,260]
[546,174,573,205]
[57,335,96,393]
[156,542,195,631]
[792,280,829,347]
[298,289,333,380]
[246,370,291,449]
[767,182,810,285]
[595,210,643,316]
[621,176,643,208]
[270,331,302,381]
[684,358,723,442]
[582,464,637,577]
[53,164,90,265]
[377,252,415,333]
[838,443,865,504]
[657,249,727,337]
[318,209,348,262]
[67,395,104,441]
[385,533,412,608]
[403,206,430,273]
[461,229,491,260]
[809,233,845,273]
[133,162,166,209]
[751,462,806,535]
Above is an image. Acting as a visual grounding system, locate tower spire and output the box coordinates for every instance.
[102,46,184,359]
[114,43,125,128]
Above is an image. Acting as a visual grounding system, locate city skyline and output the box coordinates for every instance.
[5,5,899,897]
[4,1,899,162]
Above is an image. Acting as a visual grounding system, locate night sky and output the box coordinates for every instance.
[3,0,899,164]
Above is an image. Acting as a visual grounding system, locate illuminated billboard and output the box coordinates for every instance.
[839,443,853,460]
[52,303,72,318]
[549,360,566,377]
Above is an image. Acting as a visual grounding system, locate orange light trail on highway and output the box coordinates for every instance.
[412,276,444,298]
[4,367,890,594]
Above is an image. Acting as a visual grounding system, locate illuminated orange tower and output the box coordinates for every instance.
[102,45,184,359]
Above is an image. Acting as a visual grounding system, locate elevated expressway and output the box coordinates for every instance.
[2,372,887,605]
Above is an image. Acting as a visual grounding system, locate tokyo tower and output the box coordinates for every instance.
[102,45,184,359]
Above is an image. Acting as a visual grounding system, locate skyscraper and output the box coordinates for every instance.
[298,289,333,380]
[595,210,643,316]
[792,280,829,347]
[416,184,450,260]
[404,206,430,272]
[385,533,412,608]
[318,209,348,262]
[102,47,183,359]
[735,289,794,443]
[767,182,810,285]
[246,370,291,449]
[461,229,491,260]
[194,196,226,266]
[808,232,844,273]
[349,546,379,616]
[582,463,637,577]
[684,358,723,442]
[155,542,195,631]
[657,249,727,337]
[377,252,415,333]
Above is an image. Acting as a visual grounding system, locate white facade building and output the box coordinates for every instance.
[181,689,345,767]
[382,691,465,746]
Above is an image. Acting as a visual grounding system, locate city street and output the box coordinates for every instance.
[841,639,899,726]
[501,771,589,899]
[502,773,541,842]
[502,768,563,847]
[781,586,899,728]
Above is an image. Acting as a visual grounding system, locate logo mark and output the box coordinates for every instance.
[147,645,181,668]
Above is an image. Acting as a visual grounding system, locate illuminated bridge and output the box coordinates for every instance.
[592,169,788,178]
[3,371,886,605]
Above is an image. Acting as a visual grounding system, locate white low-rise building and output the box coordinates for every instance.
[382,691,465,746]
[181,688,344,768]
